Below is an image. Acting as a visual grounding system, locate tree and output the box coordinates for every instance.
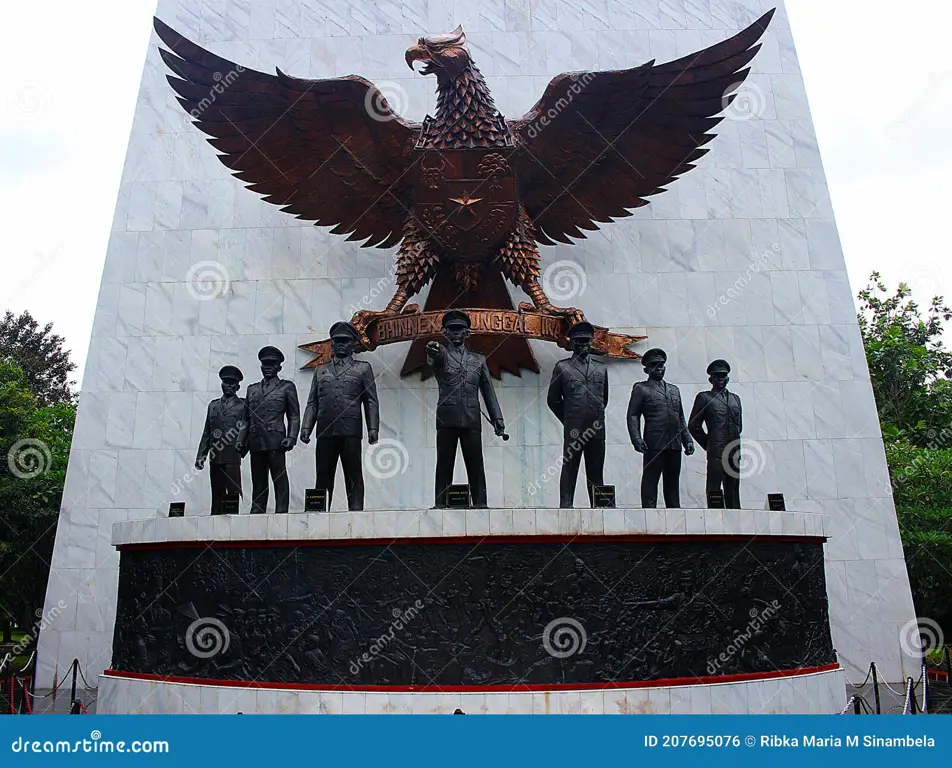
[857,272,952,447]
[0,310,76,406]
[861,274,952,638]
[0,360,74,643]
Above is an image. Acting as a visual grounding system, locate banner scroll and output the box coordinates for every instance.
[300,309,646,371]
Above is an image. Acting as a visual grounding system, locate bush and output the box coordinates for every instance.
[896,507,952,636]
[886,441,952,508]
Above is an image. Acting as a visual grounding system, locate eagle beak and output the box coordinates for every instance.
[405,43,429,70]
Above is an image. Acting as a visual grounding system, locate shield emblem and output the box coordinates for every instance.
[414,149,518,257]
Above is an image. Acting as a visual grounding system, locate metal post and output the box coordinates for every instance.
[945,646,951,682]
[29,652,36,697]
[871,662,881,714]
[69,659,78,710]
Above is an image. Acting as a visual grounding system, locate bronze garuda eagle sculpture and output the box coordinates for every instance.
[154,12,773,377]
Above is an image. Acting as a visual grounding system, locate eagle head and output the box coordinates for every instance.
[405,26,470,81]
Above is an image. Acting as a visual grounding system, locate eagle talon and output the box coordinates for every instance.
[536,303,586,327]
[351,309,394,349]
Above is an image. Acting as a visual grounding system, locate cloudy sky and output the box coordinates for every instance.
[1,1,949,380]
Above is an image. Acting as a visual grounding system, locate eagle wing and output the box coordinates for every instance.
[154,18,420,248]
[508,10,774,246]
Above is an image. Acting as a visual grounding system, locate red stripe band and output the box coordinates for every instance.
[117,533,827,552]
[102,664,840,693]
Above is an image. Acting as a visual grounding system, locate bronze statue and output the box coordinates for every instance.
[627,349,694,509]
[426,310,505,508]
[300,322,379,511]
[546,322,608,508]
[245,346,300,514]
[689,359,743,509]
[154,12,774,377]
[195,365,249,515]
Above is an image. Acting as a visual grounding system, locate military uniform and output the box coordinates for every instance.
[246,348,301,514]
[196,392,249,515]
[689,360,743,509]
[627,368,692,508]
[301,329,379,511]
[547,344,608,508]
[430,310,504,508]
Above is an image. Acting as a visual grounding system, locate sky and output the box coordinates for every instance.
[1,1,950,382]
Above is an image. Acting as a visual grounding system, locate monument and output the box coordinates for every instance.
[300,321,379,512]
[627,348,695,509]
[245,346,300,514]
[689,359,744,510]
[547,321,609,508]
[194,365,248,515]
[427,310,506,508]
[36,0,918,715]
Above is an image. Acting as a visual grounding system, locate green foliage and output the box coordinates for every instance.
[857,272,952,447]
[862,275,952,636]
[0,358,75,634]
[885,441,952,509]
[0,310,76,406]
[896,506,952,634]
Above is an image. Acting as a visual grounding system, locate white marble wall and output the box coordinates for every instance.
[98,668,847,714]
[38,0,917,693]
